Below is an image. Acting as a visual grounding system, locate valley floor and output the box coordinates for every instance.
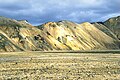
[0,51,120,80]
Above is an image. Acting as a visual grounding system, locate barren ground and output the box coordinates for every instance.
[0,52,120,80]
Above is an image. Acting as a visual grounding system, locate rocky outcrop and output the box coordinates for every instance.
[0,16,120,52]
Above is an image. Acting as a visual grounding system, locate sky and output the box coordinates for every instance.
[0,0,120,25]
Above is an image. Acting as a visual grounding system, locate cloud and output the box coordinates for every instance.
[0,0,120,25]
[0,0,32,11]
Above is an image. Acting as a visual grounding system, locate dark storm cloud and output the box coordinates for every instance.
[0,0,120,25]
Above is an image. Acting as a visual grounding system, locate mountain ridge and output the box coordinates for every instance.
[0,16,120,52]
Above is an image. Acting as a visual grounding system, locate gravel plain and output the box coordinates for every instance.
[0,52,120,80]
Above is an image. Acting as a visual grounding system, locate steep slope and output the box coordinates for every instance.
[0,16,119,52]
[92,22,118,40]
[38,21,119,50]
[104,16,120,40]
[0,17,52,52]
[0,30,23,52]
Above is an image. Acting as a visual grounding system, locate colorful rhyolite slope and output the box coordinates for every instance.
[0,16,120,52]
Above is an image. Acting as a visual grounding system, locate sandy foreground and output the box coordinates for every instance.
[0,52,120,80]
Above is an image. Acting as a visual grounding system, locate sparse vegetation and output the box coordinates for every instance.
[0,52,120,80]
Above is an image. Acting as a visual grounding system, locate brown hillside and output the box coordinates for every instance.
[0,16,119,52]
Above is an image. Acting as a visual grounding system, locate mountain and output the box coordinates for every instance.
[104,16,120,40]
[0,16,51,52]
[0,16,120,52]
